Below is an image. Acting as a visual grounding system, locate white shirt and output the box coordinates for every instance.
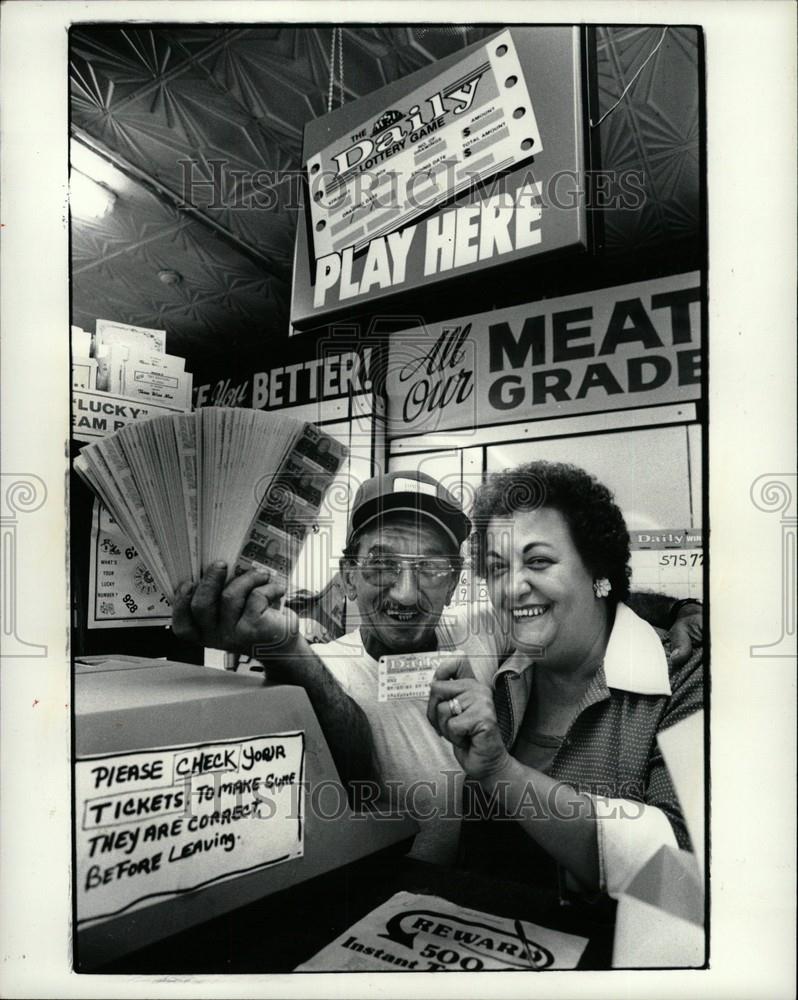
[311,602,498,864]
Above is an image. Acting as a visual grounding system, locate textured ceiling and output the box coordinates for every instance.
[595,25,701,253]
[70,24,701,372]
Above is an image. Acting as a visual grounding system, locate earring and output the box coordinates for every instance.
[593,578,612,599]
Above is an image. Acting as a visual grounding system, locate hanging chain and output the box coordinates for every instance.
[327,27,345,113]
[327,27,336,112]
[338,26,344,109]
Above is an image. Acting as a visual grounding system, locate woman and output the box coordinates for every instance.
[427,460,703,900]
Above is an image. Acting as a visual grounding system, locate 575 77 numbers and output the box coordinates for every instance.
[659,552,703,567]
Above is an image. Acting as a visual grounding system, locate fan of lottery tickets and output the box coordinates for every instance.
[74,408,348,601]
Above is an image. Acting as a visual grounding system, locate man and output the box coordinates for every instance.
[172,470,702,864]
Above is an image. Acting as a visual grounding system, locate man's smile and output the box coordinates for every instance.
[381,605,427,624]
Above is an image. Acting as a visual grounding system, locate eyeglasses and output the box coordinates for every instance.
[347,555,460,588]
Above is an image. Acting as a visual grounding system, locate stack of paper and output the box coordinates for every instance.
[74,408,348,601]
[71,325,97,389]
[91,319,192,407]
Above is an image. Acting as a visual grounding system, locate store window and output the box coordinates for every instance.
[390,416,703,602]
[486,425,700,530]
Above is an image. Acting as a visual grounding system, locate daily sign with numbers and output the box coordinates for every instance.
[306,28,542,261]
[290,28,585,327]
[630,529,703,602]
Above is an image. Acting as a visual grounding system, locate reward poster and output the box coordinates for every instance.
[297,891,587,972]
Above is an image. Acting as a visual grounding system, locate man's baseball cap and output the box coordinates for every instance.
[346,470,471,550]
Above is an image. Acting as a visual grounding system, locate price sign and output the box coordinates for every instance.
[629,528,704,602]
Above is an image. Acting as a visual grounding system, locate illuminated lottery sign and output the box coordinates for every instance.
[306,28,542,261]
[290,28,585,328]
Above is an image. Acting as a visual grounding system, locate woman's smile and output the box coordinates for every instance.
[511,604,551,619]
[508,600,555,649]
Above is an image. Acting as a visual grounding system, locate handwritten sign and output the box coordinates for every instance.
[296,891,587,971]
[76,733,305,926]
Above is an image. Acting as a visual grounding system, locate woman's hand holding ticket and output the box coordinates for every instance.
[427,659,509,782]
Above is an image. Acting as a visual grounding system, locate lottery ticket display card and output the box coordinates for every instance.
[306,28,543,260]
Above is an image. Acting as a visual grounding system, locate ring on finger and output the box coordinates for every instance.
[448,697,463,717]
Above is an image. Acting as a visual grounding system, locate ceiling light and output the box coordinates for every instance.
[158,269,183,286]
[70,169,117,219]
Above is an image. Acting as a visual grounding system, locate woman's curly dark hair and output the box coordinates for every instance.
[470,461,631,603]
